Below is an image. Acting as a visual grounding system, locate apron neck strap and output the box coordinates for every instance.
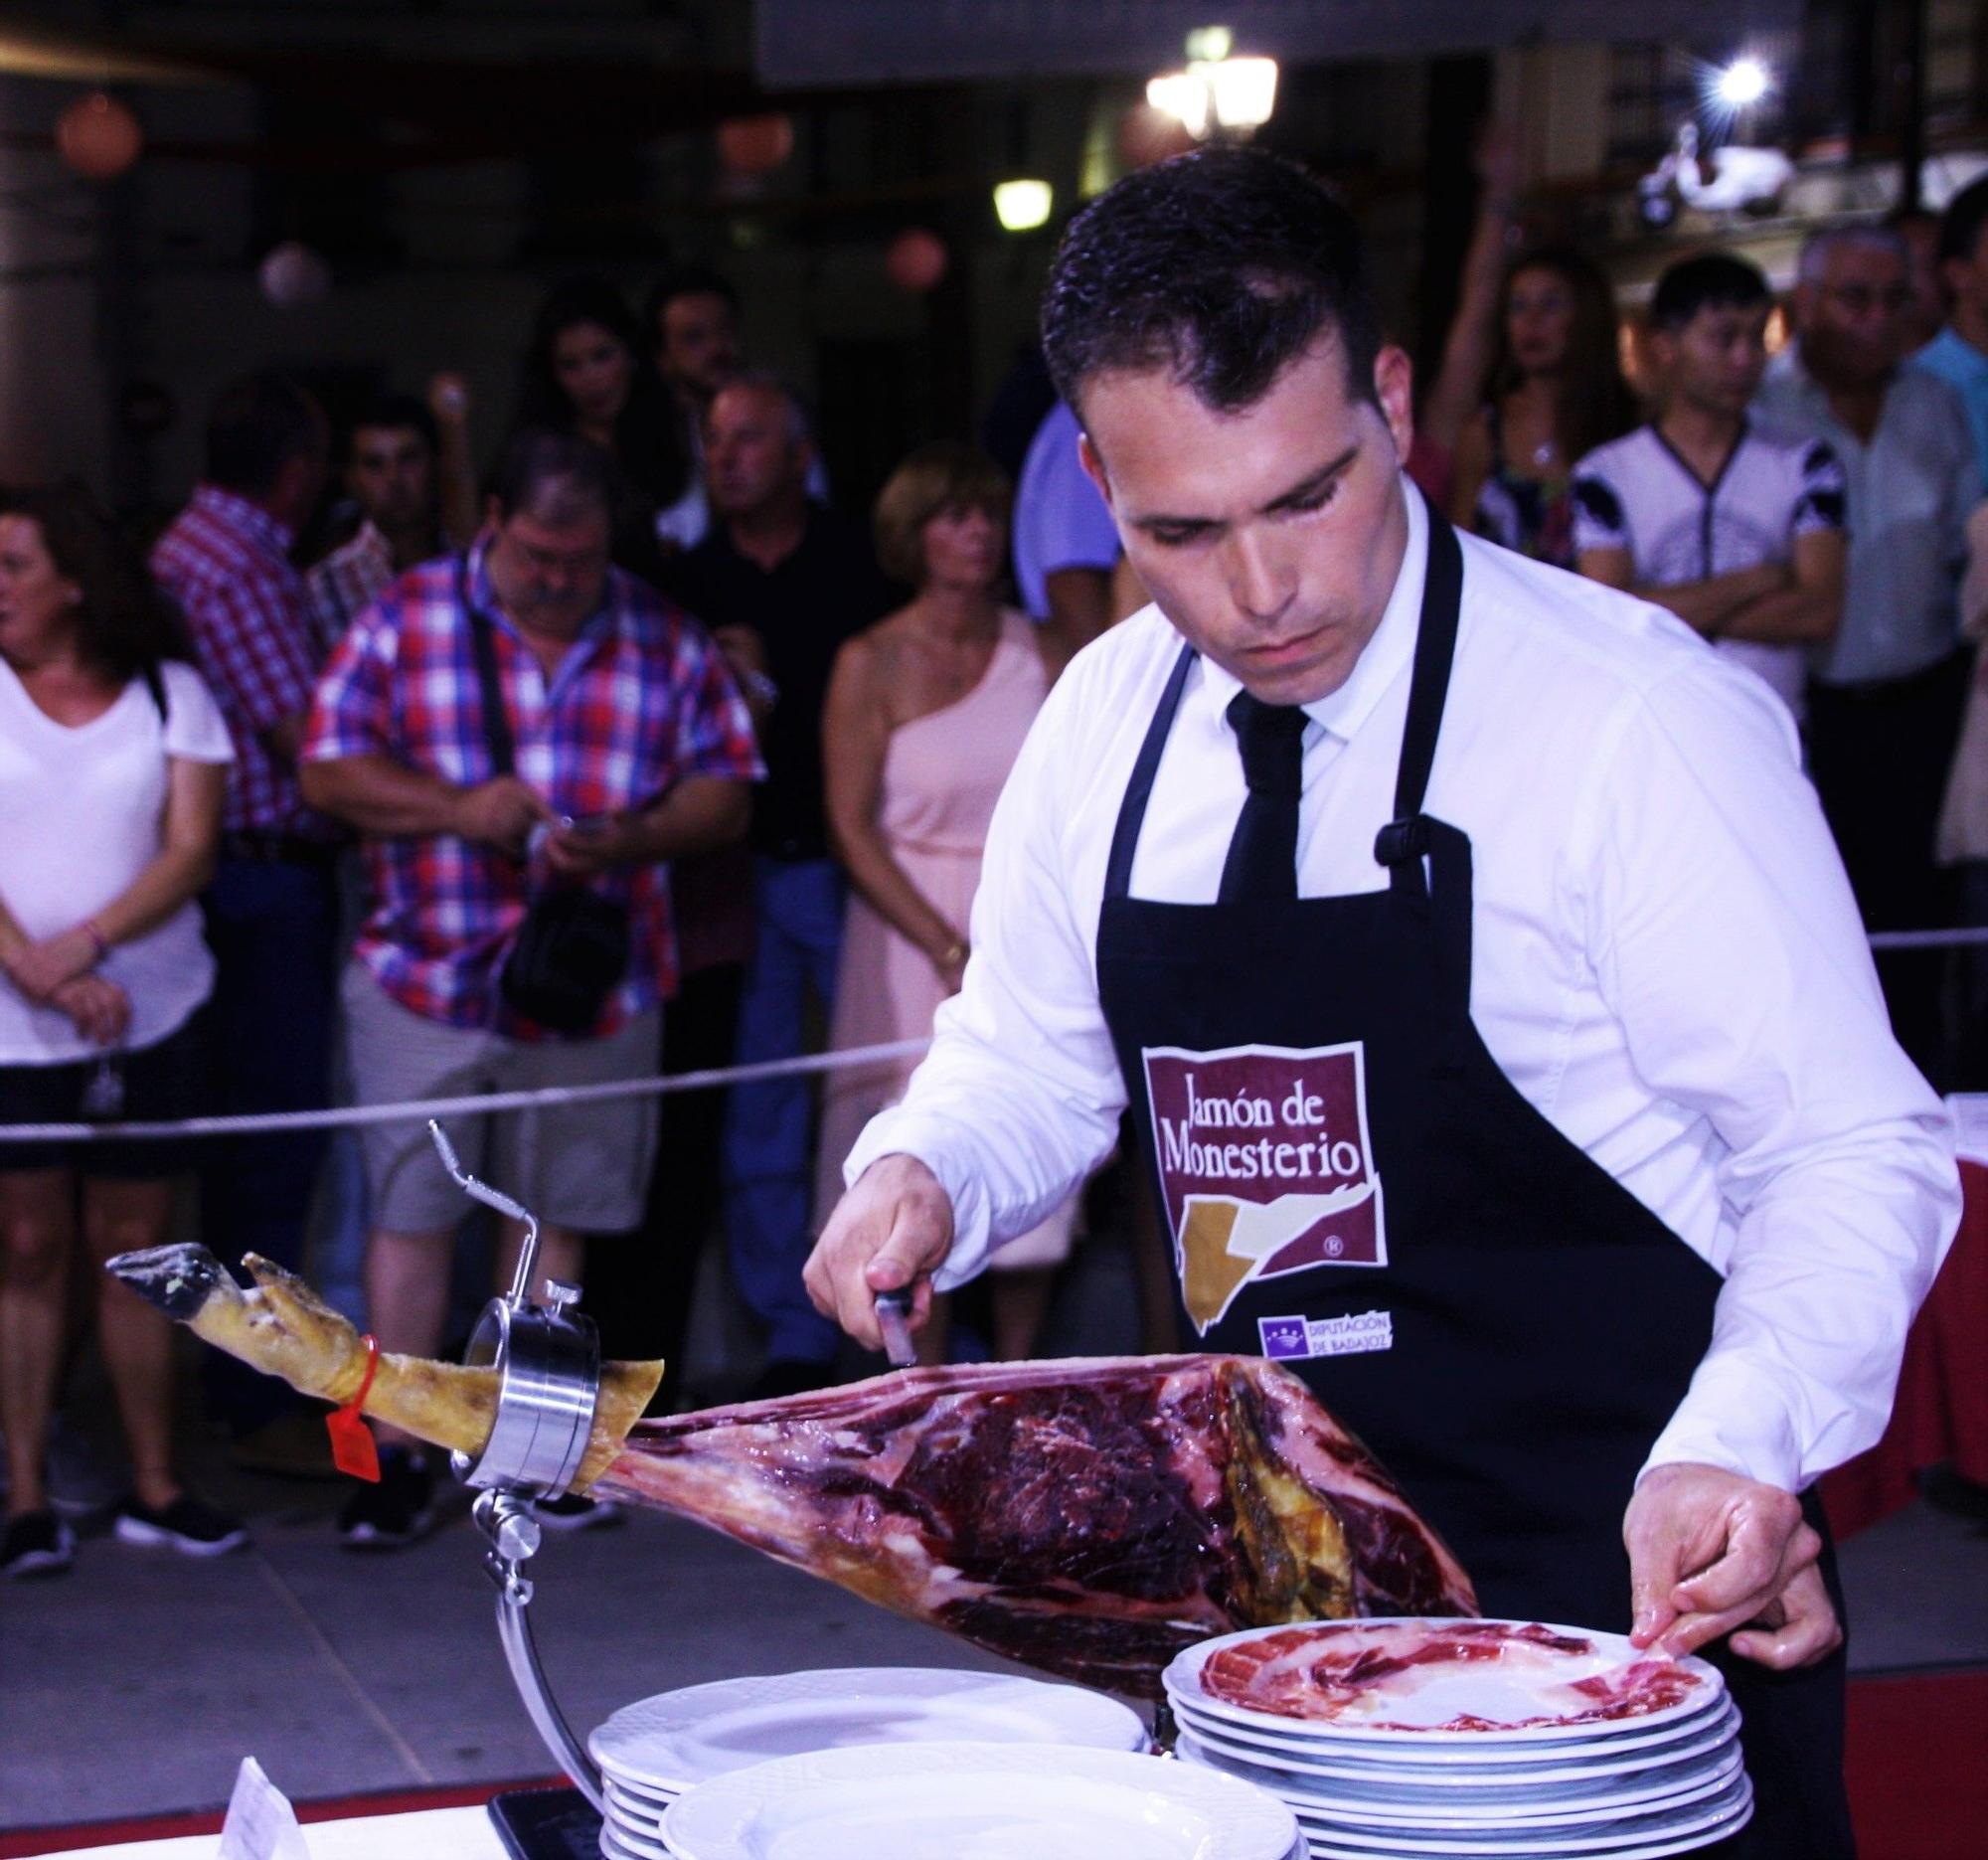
[1390,487,1465,828]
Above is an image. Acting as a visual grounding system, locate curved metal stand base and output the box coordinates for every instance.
[476,1490,607,1815]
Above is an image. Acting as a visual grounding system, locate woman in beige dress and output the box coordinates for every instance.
[817,443,1078,1360]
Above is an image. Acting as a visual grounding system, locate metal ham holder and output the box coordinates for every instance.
[427,1119,609,1814]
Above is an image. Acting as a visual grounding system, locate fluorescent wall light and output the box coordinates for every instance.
[1210,56,1278,130]
[994,178,1055,232]
[1146,71,1210,141]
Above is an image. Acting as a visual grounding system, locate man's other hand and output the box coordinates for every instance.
[543,814,640,879]
[1624,1461,1824,1661]
[453,776,554,854]
[803,1154,954,1351]
[1729,1562,1844,1671]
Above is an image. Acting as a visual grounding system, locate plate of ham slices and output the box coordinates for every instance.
[1165,1620,1723,1743]
[1168,1621,1747,1858]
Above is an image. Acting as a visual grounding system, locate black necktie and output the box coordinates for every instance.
[1219,690,1307,903]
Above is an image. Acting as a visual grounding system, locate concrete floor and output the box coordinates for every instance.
[4,1230,1986,1835]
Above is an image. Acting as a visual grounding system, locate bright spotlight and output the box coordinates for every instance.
[1209,56,1278,130]
[1715,57,1770,108]
[993,179,1054,233]
[1147,71,1211,141]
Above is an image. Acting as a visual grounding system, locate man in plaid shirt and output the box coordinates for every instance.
[151,373,337,1444]
[301,428,761,1547]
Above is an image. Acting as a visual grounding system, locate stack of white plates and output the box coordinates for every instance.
[657,1741,1306,1860]
[585,1667,1149,1860]
[1166,1619,1751,1860]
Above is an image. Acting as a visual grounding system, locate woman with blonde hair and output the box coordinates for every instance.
[816,442,1079,1360]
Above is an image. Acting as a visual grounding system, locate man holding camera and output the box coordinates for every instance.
[300,429,760,1548]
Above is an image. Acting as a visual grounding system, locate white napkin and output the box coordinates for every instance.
[217,1757,312,1860]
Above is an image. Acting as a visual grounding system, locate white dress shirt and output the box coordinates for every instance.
[845,483,1959,1494]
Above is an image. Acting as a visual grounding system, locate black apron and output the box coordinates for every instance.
[1096,498,1854,1857]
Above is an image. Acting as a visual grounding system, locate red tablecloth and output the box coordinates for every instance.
[1821,1157,1988,1537]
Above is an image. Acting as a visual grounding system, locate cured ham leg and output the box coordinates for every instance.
[604,1357,1476,1696]
[105,1244,660,1489]
[108,1246,1474,1699]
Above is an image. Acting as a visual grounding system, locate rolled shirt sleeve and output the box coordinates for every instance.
[302,598,401,763]
[1573,657,1960,1491]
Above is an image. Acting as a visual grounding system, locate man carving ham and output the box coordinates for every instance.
[806,148,1958,1856]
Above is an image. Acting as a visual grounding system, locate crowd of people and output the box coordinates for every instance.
[1,157,1985,1584]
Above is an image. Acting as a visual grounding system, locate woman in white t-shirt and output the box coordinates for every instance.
[0,485,240,1579]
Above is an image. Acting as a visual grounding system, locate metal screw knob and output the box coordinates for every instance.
[542,1280,581,1315]
[494,1509,543,1563]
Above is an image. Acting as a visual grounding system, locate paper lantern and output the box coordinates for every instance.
[718,114,794,178]
[258,241,332,308]
[56,92,143,182]
[886,228,948,294]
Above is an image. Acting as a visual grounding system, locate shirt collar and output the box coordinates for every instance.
[194,483,293,556]
[1197,475,1426,747]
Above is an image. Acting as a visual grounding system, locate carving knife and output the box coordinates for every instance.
[874,1288,917,1369]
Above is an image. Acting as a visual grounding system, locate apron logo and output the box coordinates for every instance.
[1143,1041,1388,1336]
[1259,1311,1395,1361]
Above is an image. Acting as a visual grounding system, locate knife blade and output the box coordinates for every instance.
[874,1288,917,1368]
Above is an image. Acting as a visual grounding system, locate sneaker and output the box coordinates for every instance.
[114,1493,249,1558]
[1,1510,76,1579]
[46,1414,118,1519]
[338,1446,436,1552]
[536,1492,623,1533]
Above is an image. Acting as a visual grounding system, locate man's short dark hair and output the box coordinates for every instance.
[204,372,323,495]
[1938,175,1988,269]
[489,427,621,527]
[1650,254,1771,333]
[348,392,438,460]
[1040,146,1381,420]
[643,263,741,337]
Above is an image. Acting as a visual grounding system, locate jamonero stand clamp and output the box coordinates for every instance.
[428,1119,607,1812]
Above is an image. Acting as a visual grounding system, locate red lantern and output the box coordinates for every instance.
[1117,102,1198,172]
[56,92,143,182]
[886,228,948,294]
[718,114,795,178]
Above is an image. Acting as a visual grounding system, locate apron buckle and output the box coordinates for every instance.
[1374,816,1428,866]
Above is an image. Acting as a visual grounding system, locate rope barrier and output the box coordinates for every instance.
[0,1036,931,1145]
[1868,928,1988,951]
[6,921,1988,1146]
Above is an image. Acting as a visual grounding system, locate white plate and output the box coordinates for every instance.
[1296,1784,1749,1860]
[607,1799,673,1840]
[659,1740,1298,1860]
[590,1667,1148,1793]
[1180,1734,1744,1824]
[1167,1622,1723,1746]
[607,1778,680,1815]
[1285,1774,1752,1854]
[1171,1701,1740,1786]
[601,1817,671,1860]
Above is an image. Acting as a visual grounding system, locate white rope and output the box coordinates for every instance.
[0,1037,931,1145]
[10,922,1988,1146]
[1868,928,1988,951]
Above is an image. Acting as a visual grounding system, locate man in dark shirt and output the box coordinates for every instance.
[672,372,896,1394]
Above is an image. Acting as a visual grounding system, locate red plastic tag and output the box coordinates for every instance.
[327,1334,382,1482]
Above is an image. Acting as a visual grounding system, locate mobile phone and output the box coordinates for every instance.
[486,1785,602,1860]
